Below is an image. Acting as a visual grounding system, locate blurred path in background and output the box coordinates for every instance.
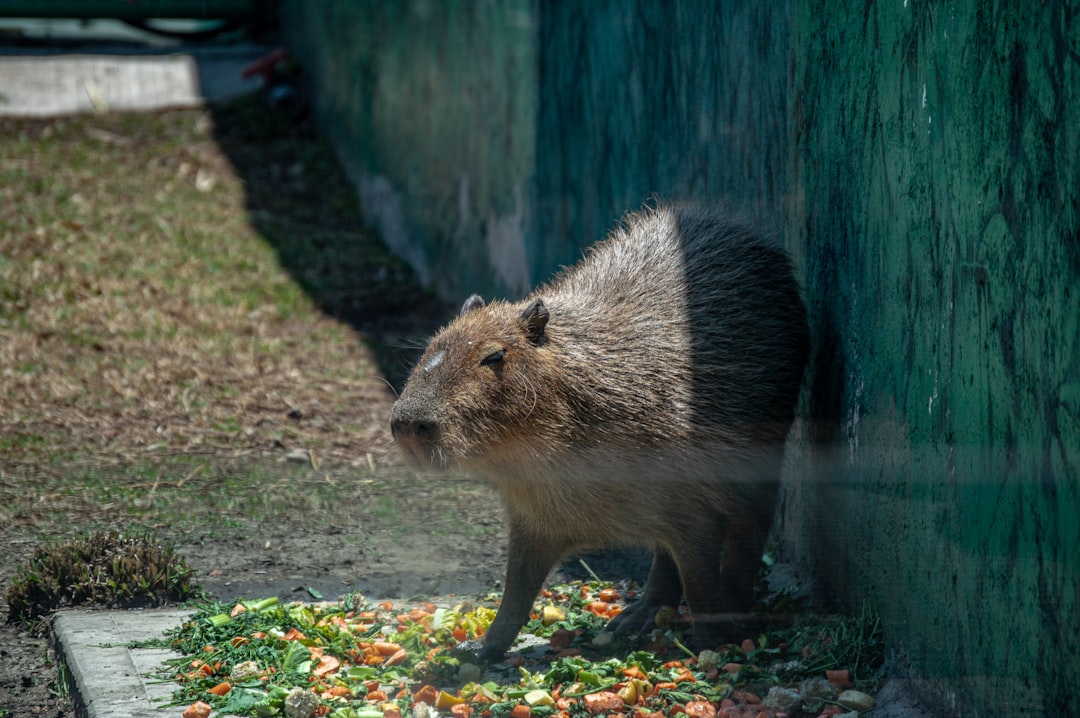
[0,17,270,116]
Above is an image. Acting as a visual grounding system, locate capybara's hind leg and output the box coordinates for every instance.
[607,548,683,636]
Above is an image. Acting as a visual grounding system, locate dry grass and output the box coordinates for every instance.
[0,102,451,541]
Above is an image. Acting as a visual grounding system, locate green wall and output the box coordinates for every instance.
[282,0,536,300]
[786,2,1079,713]
[282,1,1079,714]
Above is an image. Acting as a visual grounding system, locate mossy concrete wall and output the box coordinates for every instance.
[785,3,1079,714]
[282,1,1079,714]
[280,0,537,300]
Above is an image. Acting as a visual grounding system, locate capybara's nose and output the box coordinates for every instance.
[390,411,439,443]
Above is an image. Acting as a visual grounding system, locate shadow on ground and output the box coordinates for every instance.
[204,95,655,584]
[205,97,454,391]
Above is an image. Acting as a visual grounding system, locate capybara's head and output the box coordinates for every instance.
[390,294,553,471]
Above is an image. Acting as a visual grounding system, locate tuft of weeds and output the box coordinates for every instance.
[6,530,202,623]
[781,597,886,689]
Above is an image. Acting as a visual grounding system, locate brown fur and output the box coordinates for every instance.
[391,205,809,660]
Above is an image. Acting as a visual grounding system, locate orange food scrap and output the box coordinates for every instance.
[413,684,439,706]
[313,653,341,677]
[282,627,308,641]
[672,667,696,683]
[683,701,716,718]
[597,587,621,602]
[509,704,532,718]
[208,681,232,696]
[182,700,212,718]
[383,648,408,667]
[826,668,854,689]
[549,629,576,650]
[230,603,247,617]
[373,642,404,656]
[582,692,623,715]
[450,704,472,718]
[326,685,353,699]
[731,691,760,704]
[584,601,611,616]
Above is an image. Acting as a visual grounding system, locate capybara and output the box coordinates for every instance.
[391,205,809,661]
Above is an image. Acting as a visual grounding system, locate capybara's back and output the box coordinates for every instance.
[391,205,809,660]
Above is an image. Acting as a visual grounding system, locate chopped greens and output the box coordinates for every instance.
[154,583,883,718]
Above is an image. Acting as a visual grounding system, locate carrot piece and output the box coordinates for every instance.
[326,685,353,698]
[414,684,439,706]
[451,704,472,718]
[283,627,308,641]
[182,701,212,718]
[672,667,696,683]
[452,626,469,643]
[826,668,854,688]
[597,587,620,602]
[314,653,341,677]
[208,681,232,696]
[509,705,532,718]
[384,648,408,667]
[373,642,404,656]
[231,636,250,648]
[582,692,623,715]
[683,701,716,718]
[584,601,611,616]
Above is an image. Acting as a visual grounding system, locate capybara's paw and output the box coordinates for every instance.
[451,638,506,664]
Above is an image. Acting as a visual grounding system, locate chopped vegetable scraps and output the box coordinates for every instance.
[154,584,883,718]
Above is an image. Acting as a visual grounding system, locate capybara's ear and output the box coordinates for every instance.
[520,298,549,345]
[461,294,485,316]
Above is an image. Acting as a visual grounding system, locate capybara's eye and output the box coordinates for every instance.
[480,349,505,367]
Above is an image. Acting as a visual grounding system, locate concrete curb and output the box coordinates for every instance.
[52,609,195,718]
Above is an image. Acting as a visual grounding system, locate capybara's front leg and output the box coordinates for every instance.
[456,520,563,662]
